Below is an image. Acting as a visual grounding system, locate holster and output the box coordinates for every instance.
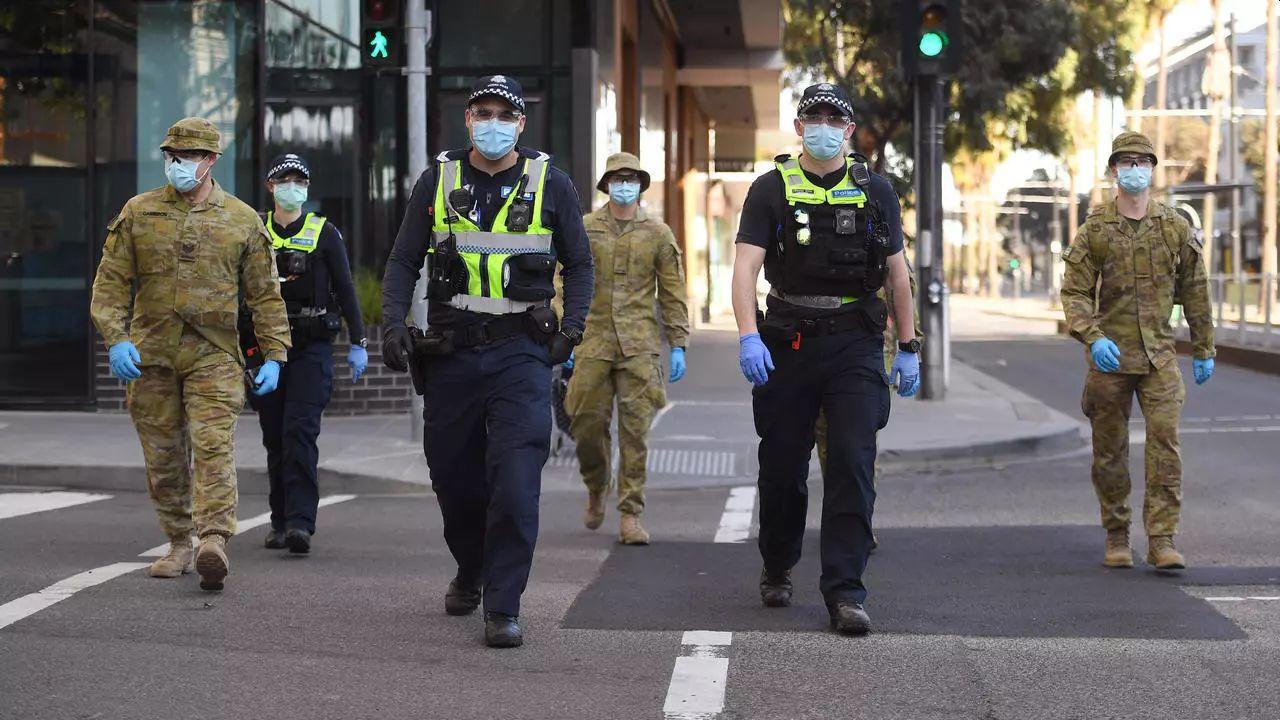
[407,327,456,396]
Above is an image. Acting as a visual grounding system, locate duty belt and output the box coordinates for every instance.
[285,304,327,319]
[768,288,854,309]
[430,312,533,350]
[759,310,872,349]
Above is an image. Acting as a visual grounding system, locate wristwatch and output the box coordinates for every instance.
[356,337,368,349]
[560,327,584,346]
[898,338,922,354]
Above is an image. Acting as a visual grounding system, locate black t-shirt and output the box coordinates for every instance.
[269,213,367,343]
[735,159,904,318]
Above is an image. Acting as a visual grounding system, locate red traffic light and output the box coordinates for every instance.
[921,3,947,28]
[366,0,396,23]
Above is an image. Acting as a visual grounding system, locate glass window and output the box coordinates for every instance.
[266,0,360,69]
[437,0,546,69]
[0,0,92,402]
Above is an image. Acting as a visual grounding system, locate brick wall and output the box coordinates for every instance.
[93,325,416,415]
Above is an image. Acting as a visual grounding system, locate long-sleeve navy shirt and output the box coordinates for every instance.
[270,213,366,343]
[381,147,594,333]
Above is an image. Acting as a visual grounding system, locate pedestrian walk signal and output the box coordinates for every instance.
[362,0,401,68]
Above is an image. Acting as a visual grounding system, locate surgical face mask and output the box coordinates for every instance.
[471,119,519,161]
[165,155,209,193]
[608,181,641,206]
[273,182,308,212]
[1116,165,1152,194]
[802,123,846,161]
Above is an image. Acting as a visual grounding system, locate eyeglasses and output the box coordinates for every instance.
[470,107,523,123]
[271,177,310,187]
[609,173,641,184]
[163,150,210,163]
[799,112,852,128]
[1114,154,1154,169]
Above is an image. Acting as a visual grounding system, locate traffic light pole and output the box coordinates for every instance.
[915,74,948,400]
[406,0,430,440]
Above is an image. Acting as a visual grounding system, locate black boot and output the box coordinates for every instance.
[759,568,793,608]
[264,528,287,549]
[285,528,311,555]
[484,612,524,648]
[444,574,482,616]
[828,602,872,636]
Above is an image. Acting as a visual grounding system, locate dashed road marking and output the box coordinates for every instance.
[713,486,756,544]
[663,631,732,719]
[1207,596,1280,602]
[0,491,111,521]
[0,562,150,630]
[139,494,358,557]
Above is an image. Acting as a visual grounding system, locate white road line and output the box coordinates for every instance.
[0,562,150,631]
[1208,596,1280,602]
[650,402,675,431]
[663,632,732,718]
[713,486,755,544]
[139,494,358,557]
[0,492,111,521]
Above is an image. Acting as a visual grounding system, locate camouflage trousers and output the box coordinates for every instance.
[127,325,245,540]
[1081,362,1186,537]
[566,354,667,515]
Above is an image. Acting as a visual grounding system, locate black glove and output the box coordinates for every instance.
[382,325,413,372]
[547,330,577,365]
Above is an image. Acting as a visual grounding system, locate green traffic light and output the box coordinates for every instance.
[919,31,946,57]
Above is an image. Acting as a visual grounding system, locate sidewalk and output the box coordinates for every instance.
[0,330,1083,495]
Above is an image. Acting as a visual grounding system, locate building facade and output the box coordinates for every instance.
[0,0,780,409]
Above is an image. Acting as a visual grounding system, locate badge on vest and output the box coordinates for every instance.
[501,185,513,198]
[831,188,865,200]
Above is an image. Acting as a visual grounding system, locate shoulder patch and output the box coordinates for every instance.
[1061,244,1081,263]
[107,214,124,232]
[1188,228,1205,252]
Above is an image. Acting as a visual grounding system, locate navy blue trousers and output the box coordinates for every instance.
[752,328,890,607]
[250,339,334,535]
[421,334,552,617]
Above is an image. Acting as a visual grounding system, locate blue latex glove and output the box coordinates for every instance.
[669,347,686,383]
[563,351,575,370]
[1090,338,1121,373]
[348,345,368,383]
[1193,357,1215,385]
[738,333,774,386]
[108,341,142,382]
[252,360,281,396]
[890,351,920,398]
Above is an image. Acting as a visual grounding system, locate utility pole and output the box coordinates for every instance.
[406,0,431,440]
[916,74,947,399]
[1204,0,1227,274]
[1228,14,1242,279]
[1265,0,1278,305]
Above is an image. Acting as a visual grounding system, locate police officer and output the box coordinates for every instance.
[250,153,368,555]
[731,84,919,636]
[1061,131,1215,571]
[91,117,290,592]
[567,152,690,546]
[380,76,594,648]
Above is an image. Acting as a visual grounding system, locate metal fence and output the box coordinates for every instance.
[1179,274,1280,349]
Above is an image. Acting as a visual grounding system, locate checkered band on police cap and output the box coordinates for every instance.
[468,75,526,113]
[797,82,855,119]
[266,153,310,180]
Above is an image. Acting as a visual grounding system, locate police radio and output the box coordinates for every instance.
[426,188,471,302]
[506,174,533,233]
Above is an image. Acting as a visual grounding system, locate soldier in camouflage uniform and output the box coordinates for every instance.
[1061,131,1215,571]
[90,118,291,591]
[566,152,690,545]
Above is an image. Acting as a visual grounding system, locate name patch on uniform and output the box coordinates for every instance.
[792,188,816,195]
[831,188,865,199]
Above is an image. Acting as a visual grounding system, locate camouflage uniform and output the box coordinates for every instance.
[815,265,921,476]
[565,185,689,517]
[90,118,290,542]
[1061,142,1214,538]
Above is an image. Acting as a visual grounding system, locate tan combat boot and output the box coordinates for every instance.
[196,534,230,591]
[619,514,650,545]
[1147,535,1186,570]
[584,492,605,531]
[1103,528,1133,568]
[149,538,194,578]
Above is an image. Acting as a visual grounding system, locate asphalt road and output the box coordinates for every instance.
[3,314,1280,719]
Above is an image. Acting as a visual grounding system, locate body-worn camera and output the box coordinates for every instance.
[506,198,532,232]
[277,249,309,277]
[835,208,857,235]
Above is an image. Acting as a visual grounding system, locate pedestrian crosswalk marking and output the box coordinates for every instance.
[546,449,738,477]
[0,562,150,631]
[663,631,733,718]
[713,486,755,544]
[0,492,111,521]
[138,494,358,557]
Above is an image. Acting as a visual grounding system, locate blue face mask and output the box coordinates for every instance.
[608,181,641,206]
[165,156,208,193]
[1116,165,1152,194]
[273,182,308,212]
[802,124,846,161]
[472,119,519,161]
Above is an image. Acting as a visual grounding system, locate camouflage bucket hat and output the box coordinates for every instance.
[1108,130,1157,167]
[596,152,651,193]
[159,117,222,155]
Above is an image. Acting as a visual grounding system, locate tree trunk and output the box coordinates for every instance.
[1155,10,1170,191]
[984,199,1001,296]
[1092,91,1107,206]
[1203,1,1228,275]
[1265,0,1278,304]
